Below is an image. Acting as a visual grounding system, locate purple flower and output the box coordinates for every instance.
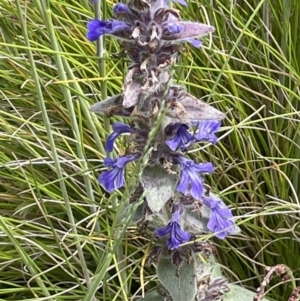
[186,38,203,48]
[202,194,235,239]
[98,154,139,193]
[156,210,191,249]
[194,120,221,144]
[86,19,131,41]
[176,156,214,200]
[173,0,188,5]
[163,0,187,6]
[165,123,194,151]
[164,23,184,35]
[113,3,132,14]
[106,122,135,152]
[162,22,215,42]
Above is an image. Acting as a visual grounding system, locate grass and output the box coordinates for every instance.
[0,0,300,300]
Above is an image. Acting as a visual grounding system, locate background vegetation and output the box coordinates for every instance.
[0,0,299,300]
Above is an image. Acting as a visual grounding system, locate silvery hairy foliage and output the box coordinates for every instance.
[87,1,270,300]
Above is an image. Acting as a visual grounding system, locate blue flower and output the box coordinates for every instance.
[164,23,184,35]
[163,0,187,6]
[173,0,188,5]
[202,194,235,239]
[156,210,191,249]
[186,38,203,48]
[86,19,131,41]
[162,22,215,43]
[176,156,214,200]
[106,122,135,152]
[98,154,139,193]
[165,123,194,151]
[194,120,221,144]
[113,3,132,14]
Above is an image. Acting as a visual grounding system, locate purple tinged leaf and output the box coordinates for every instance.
[162,22,215,41]
[89,94,133,118]
[156,210,191,249]
[98,154,140,193]
[165,88,226,123]
[164,23,184,35]
[122,68,170,108]
[202,194,235,239]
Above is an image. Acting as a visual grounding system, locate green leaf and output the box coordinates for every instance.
[194,254,223,279]
[223,284,270,301]
[132,200,147,223]
[89,94,132,118]
[117,198,147,225]
[136,290,164,301]
[184,208,209,234]
[157,256,197,301]
[142,165,177,213]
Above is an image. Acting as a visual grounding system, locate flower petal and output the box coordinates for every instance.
[156,210,191,249]
[106,122,135,152]
[156,224,172,238]
[86,19,131,41]
[113,3,132,14]
[165,123,194,151]
[116,153,140,168]
[176,156,213,200]
[195,120,221,144]
[98,154,139,193]
[165,23,184,35]
[202,194,235,239]
[185,38,203,48]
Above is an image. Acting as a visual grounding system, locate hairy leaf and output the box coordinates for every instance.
[142,165,177,213]
[136,290,165,301]
[223,284,270,301]
[89,94,133,117]
[162,22,215,41]
[157,256,197,301]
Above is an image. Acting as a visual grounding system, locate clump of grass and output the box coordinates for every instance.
[0,0,299,300]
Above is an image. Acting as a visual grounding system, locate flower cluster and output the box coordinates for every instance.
[88,0,235,251]
[165,120,221,151]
